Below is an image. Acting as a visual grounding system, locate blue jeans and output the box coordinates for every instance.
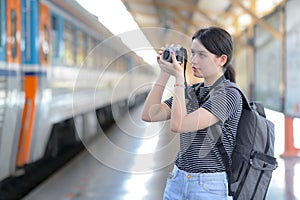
[163,165,233,200]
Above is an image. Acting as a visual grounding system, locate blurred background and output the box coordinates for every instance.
[0,0,299,199]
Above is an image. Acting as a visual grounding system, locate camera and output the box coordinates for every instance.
[163,44,187,64]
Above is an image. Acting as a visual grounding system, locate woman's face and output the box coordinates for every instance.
[190,39,222,79]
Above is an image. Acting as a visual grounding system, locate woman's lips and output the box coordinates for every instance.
[192,67,198,72]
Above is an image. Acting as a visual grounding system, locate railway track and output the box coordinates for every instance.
[0,142,84,200]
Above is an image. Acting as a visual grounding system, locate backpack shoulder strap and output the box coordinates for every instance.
[225,82,267,118]
[212,126,234,195]
[212,81,250,196]
[224,81,251,111]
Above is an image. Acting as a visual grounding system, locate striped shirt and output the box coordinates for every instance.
[164,79,242,173]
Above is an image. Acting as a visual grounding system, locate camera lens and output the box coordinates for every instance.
[163,50,171,61]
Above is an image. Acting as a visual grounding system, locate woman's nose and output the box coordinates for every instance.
[190,55,196,65]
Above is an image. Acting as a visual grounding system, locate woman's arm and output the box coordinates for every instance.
[141,71,172,122]
[159,51,220,132]
[170,71,219,133]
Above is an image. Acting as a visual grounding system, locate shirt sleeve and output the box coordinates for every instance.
[202,87,242,124]
[163,96,173,108]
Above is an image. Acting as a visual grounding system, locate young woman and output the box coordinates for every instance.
[141,26,243,200]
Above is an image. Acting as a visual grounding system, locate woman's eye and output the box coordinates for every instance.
[191,51,206,58]
[199,53,205,57]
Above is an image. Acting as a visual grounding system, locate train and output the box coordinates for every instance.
[0,0,155,182]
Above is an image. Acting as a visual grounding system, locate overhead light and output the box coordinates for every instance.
[256,0,283,15]
[238,14,252,27]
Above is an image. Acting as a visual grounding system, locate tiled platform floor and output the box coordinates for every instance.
[24,106,300,200]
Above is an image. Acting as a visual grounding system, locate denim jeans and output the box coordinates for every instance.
[163,165,233,200]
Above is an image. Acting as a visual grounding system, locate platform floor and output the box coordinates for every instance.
[23,105,300,200]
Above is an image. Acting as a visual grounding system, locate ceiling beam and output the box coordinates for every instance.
[123,0,223,27]
[174,3,225,28]
[123,0,284,42]
[165,6,199,31]
[230,0,282,40]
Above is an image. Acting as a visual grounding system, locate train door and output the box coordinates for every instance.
[27,2,53,161]
[16,1,52,167]
[16,0,39,167]
[0,0,24,180]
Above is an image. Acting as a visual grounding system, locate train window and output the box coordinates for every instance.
[94,42,99,68]
[42,24,50,63]
[87,36,95,67]
[11,10,17,59]
[51,15,57,31]
[102,44,111,69]
[96,42,103,68]
[119,57,127,72]
[112,55,126,73]
[64,23,75,66]
[77,31,85,66]
[113,50,120,71]
[51,15,58,59]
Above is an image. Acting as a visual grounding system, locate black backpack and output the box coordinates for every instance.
[211,82,278,200]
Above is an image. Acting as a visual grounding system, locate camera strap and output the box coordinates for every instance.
[183,56,194,103]
[182,49,188,89]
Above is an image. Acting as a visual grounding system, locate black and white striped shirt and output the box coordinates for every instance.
[164,79,242,173]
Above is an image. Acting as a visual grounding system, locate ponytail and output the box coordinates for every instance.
[224,64,236,83]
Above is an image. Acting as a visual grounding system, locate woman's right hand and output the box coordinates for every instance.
[156,46,166,66]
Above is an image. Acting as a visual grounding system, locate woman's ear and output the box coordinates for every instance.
[219,54,227,67]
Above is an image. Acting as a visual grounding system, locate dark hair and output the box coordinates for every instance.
[192,26,236,83]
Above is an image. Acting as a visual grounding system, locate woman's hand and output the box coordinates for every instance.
[157,45,184,78]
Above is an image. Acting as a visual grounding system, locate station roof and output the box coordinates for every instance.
[121,0,285,47]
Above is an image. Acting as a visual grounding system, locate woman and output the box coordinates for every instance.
[141,26,242,200]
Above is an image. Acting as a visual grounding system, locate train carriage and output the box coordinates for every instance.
[0,0,155,183]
